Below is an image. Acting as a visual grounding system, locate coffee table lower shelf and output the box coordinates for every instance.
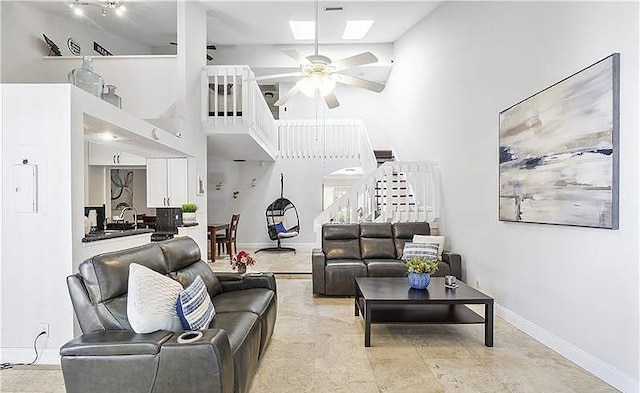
[356,302,486,325]
[354,278,494,348]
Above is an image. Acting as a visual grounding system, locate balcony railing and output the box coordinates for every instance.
[201,65,278,156]
[313,161,441,235]
[276,119,377,173]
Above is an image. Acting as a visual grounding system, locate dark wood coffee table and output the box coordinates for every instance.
[355,277,494,347]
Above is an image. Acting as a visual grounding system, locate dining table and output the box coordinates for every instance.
[208,223,230,261]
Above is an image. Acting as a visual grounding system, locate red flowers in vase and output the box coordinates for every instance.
[230,250,255,273]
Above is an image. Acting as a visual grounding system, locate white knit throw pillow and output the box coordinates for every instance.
[127,263,183,333]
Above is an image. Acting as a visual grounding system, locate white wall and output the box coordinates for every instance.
[213,43,393,69]
[1,85,75,363]
[41,56,178,120]
[208,157,360,247]
[388,2,639,391]
[176,1,209,256]
[1,2,151,83]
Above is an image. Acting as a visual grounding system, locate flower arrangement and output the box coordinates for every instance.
[230,250,255,272]
[405,256,439,275]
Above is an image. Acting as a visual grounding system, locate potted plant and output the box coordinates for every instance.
[405,256,439,289]
[181,203,198,224]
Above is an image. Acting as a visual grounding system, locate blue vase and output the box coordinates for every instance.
[408,272,431,289]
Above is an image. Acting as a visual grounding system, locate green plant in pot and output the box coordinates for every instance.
[405,256,439,289]
[181,203,198,224]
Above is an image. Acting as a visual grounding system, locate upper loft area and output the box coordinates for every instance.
[0,1,442,151]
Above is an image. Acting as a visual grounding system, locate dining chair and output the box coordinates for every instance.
[216,214,240,258]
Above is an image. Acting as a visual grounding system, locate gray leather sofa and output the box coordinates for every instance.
[61,237,276,393]
[312,222,462,296]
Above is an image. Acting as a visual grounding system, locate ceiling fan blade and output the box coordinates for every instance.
[282,49,312,66]
[275,85,300,106]
[324,92,340,109]
[331,52,378,71]
[246,72,305,82]
[332,74,385,93]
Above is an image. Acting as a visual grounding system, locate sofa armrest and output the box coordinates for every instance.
[442,252,462,281]
[217,272,277,292]
[312,248,326,295]
[60,330,173,356]
[155,329,234,393]
[60,329,234,393]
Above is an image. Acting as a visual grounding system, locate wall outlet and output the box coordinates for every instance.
[475,277,480,288]
[38,322,49,337]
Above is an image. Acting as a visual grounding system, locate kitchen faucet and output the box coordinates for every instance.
[119,206,138,230]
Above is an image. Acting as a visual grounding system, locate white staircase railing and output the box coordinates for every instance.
[201,65,278,155]
[276,119,377,172]
[313,161,441,234]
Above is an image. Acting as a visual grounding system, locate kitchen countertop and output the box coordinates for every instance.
[82,228,155,243]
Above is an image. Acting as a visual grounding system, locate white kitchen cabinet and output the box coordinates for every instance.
[147,158,188,207]
[88,143,146,166]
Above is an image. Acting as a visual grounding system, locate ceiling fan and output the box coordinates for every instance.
[248,0,385,109]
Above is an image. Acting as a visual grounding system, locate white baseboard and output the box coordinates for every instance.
[1,347,61,366]
[496,304,638,393]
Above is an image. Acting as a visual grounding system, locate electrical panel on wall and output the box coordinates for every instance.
[12,163,38,213]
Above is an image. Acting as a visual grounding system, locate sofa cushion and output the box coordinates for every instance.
[325,261,367,295]
[393,222,431,257]
[212,288,275,316]
[360,223,396,259]
[413,235,445,261]
[208,311,259,355]
[360,223,393,238]
[363,259,407,277]
[127,263,183,334]
[158,236,201,271]
[169,260,223,298]
[402,242,439,260]
[323,224,361,260]
[81,243,166,303]
[176,275,216,330]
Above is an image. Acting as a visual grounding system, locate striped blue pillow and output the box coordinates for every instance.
[176,276,216,330]
[402,242,439,261]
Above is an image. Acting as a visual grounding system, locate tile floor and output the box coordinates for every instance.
[208,246,312,274]
[1,266,617,392]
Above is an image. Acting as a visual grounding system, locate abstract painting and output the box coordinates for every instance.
[499,53,619,229]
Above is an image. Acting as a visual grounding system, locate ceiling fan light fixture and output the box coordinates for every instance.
[297,73,335,98]
[289,21,315,40]
[342,20,374,40]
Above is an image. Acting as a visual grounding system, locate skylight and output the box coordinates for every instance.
[342,20,374,40]
[289,21,315,40]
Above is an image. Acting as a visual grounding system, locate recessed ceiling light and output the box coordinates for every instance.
[342,20,374,40]
[100,132,118,141]
[289,21,315,40]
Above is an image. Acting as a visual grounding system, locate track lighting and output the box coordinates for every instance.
[68,0,126,18]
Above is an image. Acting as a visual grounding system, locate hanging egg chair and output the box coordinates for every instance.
[256,174,299,254]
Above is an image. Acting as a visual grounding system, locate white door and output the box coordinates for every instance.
[146,158,168,207]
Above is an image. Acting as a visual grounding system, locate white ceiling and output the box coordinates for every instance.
[205,1,442,45]
[27,1,442,48]
[28,1,177,48]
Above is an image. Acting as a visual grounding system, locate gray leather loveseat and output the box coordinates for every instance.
[61,237,276,393]
[312,222,462,296]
